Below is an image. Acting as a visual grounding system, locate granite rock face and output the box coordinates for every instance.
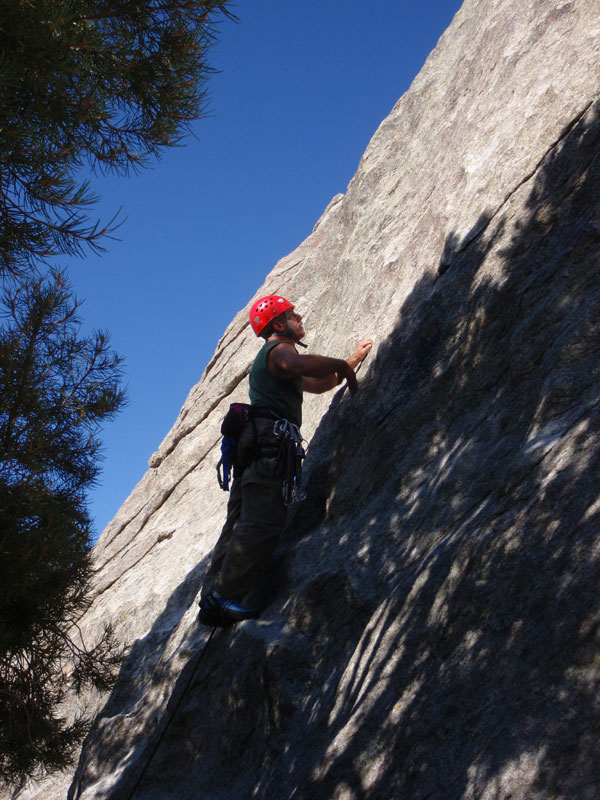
[12,1,600,798]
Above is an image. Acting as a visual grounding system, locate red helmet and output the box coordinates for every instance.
[249,295,294,336]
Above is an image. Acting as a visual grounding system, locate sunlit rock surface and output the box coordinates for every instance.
[12,0,600,798]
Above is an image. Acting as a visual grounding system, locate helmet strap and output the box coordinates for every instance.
[282,317,307,347]
[269,328,308,348]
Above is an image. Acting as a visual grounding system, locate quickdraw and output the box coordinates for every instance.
[273,418,307,505]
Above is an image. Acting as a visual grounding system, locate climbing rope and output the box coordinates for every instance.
[124,626,217,800]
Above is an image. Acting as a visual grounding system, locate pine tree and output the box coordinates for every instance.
[0,0,233,277]
[0,0,233,784]
[0,270,126,783]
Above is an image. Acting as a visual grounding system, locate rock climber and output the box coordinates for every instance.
[198,294,373,627]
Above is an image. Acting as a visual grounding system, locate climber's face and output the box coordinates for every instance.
[285,309,305,340]
[271,309,305,340]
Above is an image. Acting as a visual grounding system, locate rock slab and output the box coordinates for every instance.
[11,1,600,798]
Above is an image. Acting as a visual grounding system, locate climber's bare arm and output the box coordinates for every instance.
[268,339,373,395]
[303,339,374,393]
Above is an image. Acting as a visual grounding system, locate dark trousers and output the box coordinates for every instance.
[203,417,288,601]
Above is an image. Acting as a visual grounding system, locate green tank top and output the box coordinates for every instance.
[249,341,304,426]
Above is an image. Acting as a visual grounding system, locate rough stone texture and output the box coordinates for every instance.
[10,0,600,798]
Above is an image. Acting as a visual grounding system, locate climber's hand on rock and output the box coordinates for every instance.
[348,338,374,370]
[354,339,373,363]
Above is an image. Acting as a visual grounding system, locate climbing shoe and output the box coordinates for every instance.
[197,591,260,627]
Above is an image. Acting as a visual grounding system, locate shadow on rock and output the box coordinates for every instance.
[248,100,600,799]
[67,554,212,800]
[70,101,600,800]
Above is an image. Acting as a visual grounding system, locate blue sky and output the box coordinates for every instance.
[69,1,463,539]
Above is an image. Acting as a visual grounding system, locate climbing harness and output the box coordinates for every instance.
[273,418,307,505]
[216,403,306,505]
[216,402,275,491]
